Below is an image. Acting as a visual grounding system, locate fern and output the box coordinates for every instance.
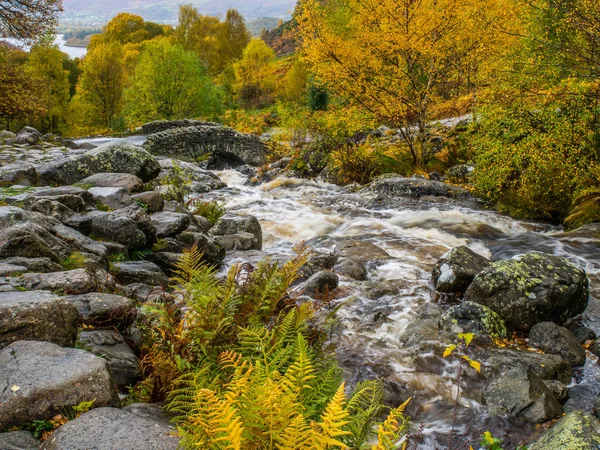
[372,398,411,450]
[312,383,352,449]
[343,380,386,449]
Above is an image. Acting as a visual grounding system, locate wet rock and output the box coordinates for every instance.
[91,213,147,250]
[594,395,600,419]
[566,321,597,344]
[529,322,586,366]
[446,164,475,183]
[78,330,141,389]
[0,130,16,142]
[1,257,62,273]
[79,173,144,193]
[14,126,42,145]
[152,237,186,253]
[302,270,339,296]
[210,213,262,250]
[0,430,39,449]
[335,240,390,262]
[110,261,169,286]
[52,223,109,259]
[529,410,600,449]
[146,252,182,276]
[88,186,134,210]
[22,268,114,295]
[484,348,572,384]
[64,293,136,327]
[150,211,191,239]
[114,205,157,246]
[464,252,589,332]
[417,302,444,320]
[0,341,119,429]
[0,263,27,276]
[154,157,226,193]
[0,291,78,349]
[334,258,367,281]
[22,197,78,222]
[432,246,490,294]
[123,283,165,304]
[37,140,161,186]
[368,176,470,199]
[483,366,563,423]
[0,222,70,261]
[302,252,338,278]
[0,162,37,187]
[544,380,569,404]
[439,301,507,338]
[144,124,268,167]
[40,405,179,450]
[131,191,164,213]
[212,232,258,251]
[31,187,93,208]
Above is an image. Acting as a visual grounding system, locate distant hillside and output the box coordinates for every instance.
[61,0,296,23]
[247,17,282,36]
[262,19,297,56]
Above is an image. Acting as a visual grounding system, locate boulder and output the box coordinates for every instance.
[446,164,475,183]
[64,293,136,327]
[88,186,134,210]
[110,261,169,286]
[91,213,147,250]
[0,162,38,187]
[0,130,16,142]
[0,430,39,450]
[464,252,589,332]
[333,258,368,281]
[529,410,600,450]
[177,232,225,266]
[335,240,390,262]
[368,176,469,199]
[210,214,262,250]
[143,124,268,167]
[132,191,164,213]
[0,341,119,429]
[432,246,490,294]
[529,322,586,366]
[52,223,109,259]
[114,205,157,246]
[566,321,597,344]
[78,330,141,389]
[212,232,258,251]
[483,366,563,423]
[40,405,179,450]
[0,291,78,349]
[22,268,114,295]
[302,270,339,297]
[14,126,42,145]
[0,263,27,276]
[0,222,70,261]
[544,380,569,404]
[22,197,78,223]
[484,348,572,384]
[30,186,93,208]
[79,173,144,192]
[154,157,226,192]
[150,211,191,238]
[439,302,507,338]
[37,140,161,186]
[1,256,62,273]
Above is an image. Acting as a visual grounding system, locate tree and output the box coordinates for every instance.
[279,57,308,104]
[123,39,222,124]
[218,9,251,69]
[75,42,124,129]
[0,0,62,42]
[297,0,522,167]
[26,41,70,132]
[234,38,277,109]
[89,13,168,49]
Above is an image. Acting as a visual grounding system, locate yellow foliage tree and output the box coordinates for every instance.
[297,0,523,167]
[234,38,277,109]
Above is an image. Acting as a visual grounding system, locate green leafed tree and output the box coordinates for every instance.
[123,38,222,125]
[234,38,277,109]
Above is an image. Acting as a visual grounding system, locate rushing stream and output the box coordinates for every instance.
[191,170,600,449]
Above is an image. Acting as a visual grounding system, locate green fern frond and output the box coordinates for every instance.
[343,380,386,448]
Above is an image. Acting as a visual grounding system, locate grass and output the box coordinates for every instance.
[190,200,225,226]
[60,251,87,270]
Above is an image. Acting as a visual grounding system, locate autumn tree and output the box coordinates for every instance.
[123,39,222,124]
[0,0,62,42]
[279,57,308,104]
[90,13,168,48]
[73,42,124,129]
[218,9,251,69]
[297,0,523,167]
[234,38,277,109]
[26,41,70,132]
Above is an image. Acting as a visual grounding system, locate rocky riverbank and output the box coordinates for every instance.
[0,123,599,448]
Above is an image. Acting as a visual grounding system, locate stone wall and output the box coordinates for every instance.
[143,125,268,167]
[141,120,220,135]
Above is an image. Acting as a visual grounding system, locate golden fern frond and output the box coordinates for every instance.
[166,365,214,420]
[283,334,317,395]
[275,413,312,450]
[312,383,351,449]
[372,398,411,450]
[172,245,205,285]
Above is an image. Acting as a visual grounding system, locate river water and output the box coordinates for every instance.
[193,170,600,449]
[1,34,87,59]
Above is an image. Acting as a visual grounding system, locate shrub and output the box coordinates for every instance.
[189,200,225,226]
[60,251,87,270]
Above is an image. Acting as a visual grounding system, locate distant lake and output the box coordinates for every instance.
[1,34,87,59]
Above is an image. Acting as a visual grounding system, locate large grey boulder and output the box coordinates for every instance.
[529,322,586,366]
[483,366,563,423]
[439,301,507,338]
[131,191,164,213]
[210,213,262,250]
[14,126,42,145]
[110,261,169,286]
[0,162,38,187]
[150,211,191,238]
[529,410,600,449]
[40,405,179,450]
[335,239,390,262]
[154,157,226,193]
[29,186,93,209]
[114,205,157,246]
[302,270,339,297]
[0,341,119,429]
[333,258,367,281]
[0,291,78,349]
[78,330,141,389]
[0,257,62,273]
[22,268,115,295]
[368,176,469,199]
[464,252,589,332]
[79,173,144,192]
[432,246,490,294]
[0,430,39,449]
[484,348,572,384]
[0,222,70,261]
[91,213,147,250]
[88,186,134,210]
[64,293,136,327]
[37,140,161,186]
[144,124,268,167]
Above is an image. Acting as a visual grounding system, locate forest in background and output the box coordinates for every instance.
[1,0,600,228]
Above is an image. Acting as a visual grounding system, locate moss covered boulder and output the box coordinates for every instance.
[464,252,589,332]
[439,301,507,338]
[37,140,161,186]
[530,410,600,449]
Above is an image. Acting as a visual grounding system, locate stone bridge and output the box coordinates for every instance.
[142,123,268,167]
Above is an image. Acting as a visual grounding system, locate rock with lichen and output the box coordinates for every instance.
[529,410,600,449]
[432,245,490,294]
[439,301,507,338]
